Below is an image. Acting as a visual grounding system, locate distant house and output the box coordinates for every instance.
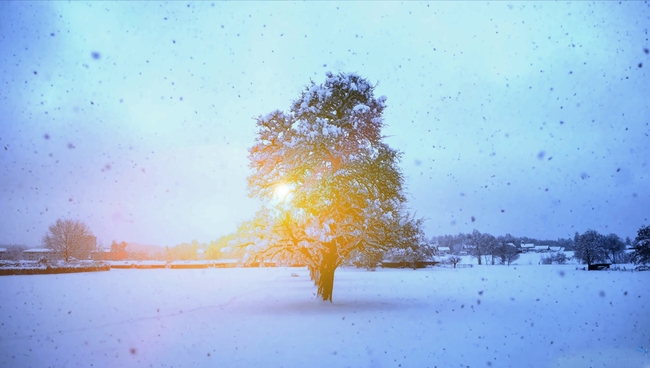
[213,259,239,268]
[549,246,565,252]
[520,243,535,252]
[534,245,550,253]
[437,246,450,255]
[197,248,205,260]
[22,248,57,261]
[0,248,7,260]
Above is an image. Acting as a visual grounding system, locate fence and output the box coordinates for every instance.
[437,263,473,268]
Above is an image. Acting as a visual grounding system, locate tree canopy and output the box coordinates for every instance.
[631,224,650,266]
[42,219,96,262]
[237,72,422,301]
[573,229,607,266]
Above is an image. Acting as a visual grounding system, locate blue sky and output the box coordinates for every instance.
[1,1,648,247]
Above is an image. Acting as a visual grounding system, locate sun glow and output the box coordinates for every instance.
[274,184,292,201]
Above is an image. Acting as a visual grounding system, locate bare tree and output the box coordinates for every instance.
[602,233,625,264]
[466,230,484,265]
[447,255,462,268]
[467,230,496,265]
[501,244,521,265]
[573,229,607,266]
[0,244,26,260]
[42,219,96,262]
[484,234,498,265]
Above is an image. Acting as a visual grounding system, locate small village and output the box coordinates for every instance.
[0,237,641,274]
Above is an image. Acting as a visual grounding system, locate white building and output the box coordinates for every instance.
[520,243,535,252]
[534,245,550,253]
[22,248,57,261]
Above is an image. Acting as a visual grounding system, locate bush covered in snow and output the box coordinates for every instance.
[540,252,568,265]
[0,260,109,275]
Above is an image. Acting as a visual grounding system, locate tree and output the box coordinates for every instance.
[466,230,484,265]
[602,233,625,264]
[498,243,520,266]
[540,253,554,265]
[383,216,434,269]
[42,219,96,262]
[540,252,567,265]
[347,248,384,270]
[630,225,650,266]
[166,241,201,261]
[0,244,26,261]
[484,234,499,265]
[573,229,607,266]
[206,234,236,260]
[467,230,495,265]
[447,255,462,268]
[240,72,415,301]
[553,252,568,264]
[110,241,128,261]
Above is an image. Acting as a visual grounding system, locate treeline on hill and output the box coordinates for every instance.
[162,234,244,261]
[105,234,244,261]
[5,224,648,271]
[433,232,580,254]
[429,226,648,267]
[102,224,647,268]
[345,226,648,269]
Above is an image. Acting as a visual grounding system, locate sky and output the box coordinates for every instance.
[1,1,649,248]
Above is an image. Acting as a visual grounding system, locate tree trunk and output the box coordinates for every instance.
[317,252,337,302]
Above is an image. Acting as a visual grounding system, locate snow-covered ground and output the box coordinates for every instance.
[1,265,648,367]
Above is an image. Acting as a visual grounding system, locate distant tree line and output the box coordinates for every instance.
[429,225,649,267]
[0,219,100,262]
[573,225,649,266]
[8,217,649,271]
[432,232,577,255]
[0,244,27,261]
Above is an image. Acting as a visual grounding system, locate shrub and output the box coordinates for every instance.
[540,252,568,265]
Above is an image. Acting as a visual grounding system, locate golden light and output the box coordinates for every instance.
[274,183,292,201]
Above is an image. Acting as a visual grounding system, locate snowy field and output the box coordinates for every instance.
[1,266,649,368]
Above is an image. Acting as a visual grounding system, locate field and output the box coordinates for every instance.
[1,265,649,367]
